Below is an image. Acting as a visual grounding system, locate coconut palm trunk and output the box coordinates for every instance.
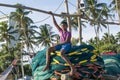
[93,25,100,49]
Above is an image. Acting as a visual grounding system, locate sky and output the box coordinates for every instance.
[0,0,120,43]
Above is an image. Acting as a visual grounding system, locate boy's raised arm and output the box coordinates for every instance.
[49,12,61,31]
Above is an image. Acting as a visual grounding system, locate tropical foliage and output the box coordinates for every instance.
[0,4,58,79]
[109,0,120,23]
[83,0,112,48]
[10,3,38,51]
[0,1,120,79]
[87,32,120,53]
[36,24,58,47]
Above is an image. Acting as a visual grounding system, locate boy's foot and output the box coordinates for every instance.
[43,65,49,71]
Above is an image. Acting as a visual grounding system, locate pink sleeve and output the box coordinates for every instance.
[59,28,62,33]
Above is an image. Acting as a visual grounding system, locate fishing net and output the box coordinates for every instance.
[32,45,105,80]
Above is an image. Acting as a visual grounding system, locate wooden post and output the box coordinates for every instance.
[77,0,82,45]
[64,0,71,32]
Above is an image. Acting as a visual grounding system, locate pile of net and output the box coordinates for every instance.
[102,53,120,76]
[32,45,104,80]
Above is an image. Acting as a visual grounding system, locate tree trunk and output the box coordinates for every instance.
[93,25,99,49]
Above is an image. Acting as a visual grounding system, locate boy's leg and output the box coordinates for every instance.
[43,47,56,71]
[60,49,75,76]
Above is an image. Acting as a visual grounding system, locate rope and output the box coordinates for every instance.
[34,0,64,24]
[68,1,77,8]
[0,10,9,18]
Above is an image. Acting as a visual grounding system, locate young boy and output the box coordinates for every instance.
[43,12,75,76]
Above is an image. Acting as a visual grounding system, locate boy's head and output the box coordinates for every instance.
[60,21,68,31]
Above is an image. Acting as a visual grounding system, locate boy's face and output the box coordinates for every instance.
[61,24,67,31]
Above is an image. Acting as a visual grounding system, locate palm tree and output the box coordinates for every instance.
[0,21,20,79]
[18,25,38,52]
[10,3,36,50]
[0,22,17,49]
[0,45,11,71]
[110,34,117,44]
[101,33,110,44]
[36,24,58,47]
[109,0,120,23]
[116,32,120,44]
[0,21,21,79]
[10,4,37,78]
[96,33,118,53]
[87,38,97,48]
[101,33,117,44]
[0,55,11,71]
[116,32,120,53]
[84,0,110,48]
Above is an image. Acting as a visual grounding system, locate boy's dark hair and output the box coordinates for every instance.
[60,21,68,26]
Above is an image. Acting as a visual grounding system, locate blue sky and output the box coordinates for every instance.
[0,0,120,42]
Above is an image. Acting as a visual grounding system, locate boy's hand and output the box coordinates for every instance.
[49,11,53,15]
